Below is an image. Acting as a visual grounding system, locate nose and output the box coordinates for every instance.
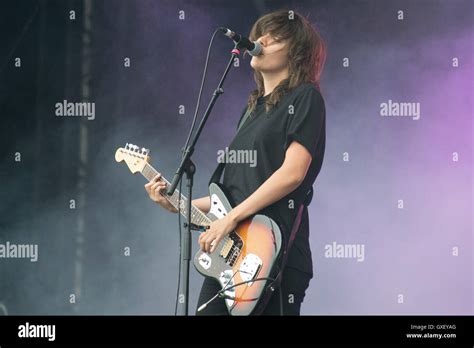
[257,33,271,47]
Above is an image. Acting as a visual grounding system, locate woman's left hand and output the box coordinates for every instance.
[198,215,238,253]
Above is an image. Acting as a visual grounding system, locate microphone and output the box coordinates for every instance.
[219,27,262,56]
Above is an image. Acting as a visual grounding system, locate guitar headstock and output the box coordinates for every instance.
[115,143,151,174]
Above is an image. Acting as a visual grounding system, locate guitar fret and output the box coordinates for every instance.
[141,162,210,226]
[195,212,202,225]
[195,214,201,225]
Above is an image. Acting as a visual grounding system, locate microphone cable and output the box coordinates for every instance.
[174,27,222,315]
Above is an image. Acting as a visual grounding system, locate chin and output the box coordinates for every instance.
[250,57,259,70]
[250,58,265,72]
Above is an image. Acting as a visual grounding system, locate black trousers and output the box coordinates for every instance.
[196,267,312,316]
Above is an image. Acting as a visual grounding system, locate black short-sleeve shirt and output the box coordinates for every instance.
[214,82,326,276]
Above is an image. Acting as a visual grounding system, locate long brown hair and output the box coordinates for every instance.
[247,9,327,113]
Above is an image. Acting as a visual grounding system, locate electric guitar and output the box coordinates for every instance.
[115,143,283,315]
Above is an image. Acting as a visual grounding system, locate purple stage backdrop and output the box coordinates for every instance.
[0,0,472,315]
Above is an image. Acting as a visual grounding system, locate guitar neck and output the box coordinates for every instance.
[141,162,210,226]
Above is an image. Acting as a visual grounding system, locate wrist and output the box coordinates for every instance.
[228,209,241,224]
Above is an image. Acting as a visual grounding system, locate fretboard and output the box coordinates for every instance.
[141,162,211,226]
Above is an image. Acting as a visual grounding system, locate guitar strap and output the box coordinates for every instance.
[208,109,314,315]
[253,187,312,315]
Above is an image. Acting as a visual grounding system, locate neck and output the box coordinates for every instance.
[261,68,288,96]
[140,161,211,226]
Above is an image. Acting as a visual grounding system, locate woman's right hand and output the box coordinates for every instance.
[144,174,178,213]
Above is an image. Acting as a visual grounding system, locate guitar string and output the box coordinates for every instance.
[143,159,244,266]
[142,162,237,247]
[143,164,242,254]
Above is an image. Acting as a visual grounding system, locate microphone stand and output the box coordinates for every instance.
[166,42,242,315]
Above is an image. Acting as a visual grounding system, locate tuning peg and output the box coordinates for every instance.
[144,148,150,156]
[125,143,129,149]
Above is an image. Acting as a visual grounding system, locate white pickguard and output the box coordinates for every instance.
[209,193,229,219]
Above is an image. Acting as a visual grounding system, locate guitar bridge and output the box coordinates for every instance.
[239,254,263,286]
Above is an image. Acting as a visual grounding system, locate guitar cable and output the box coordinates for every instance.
[220,276,284,315]
[215,245,288,315]
[198,251,287,314]
[217,277,276,301]
[174,27,221,315]
[197,268,276,313]
[197,268,240,312]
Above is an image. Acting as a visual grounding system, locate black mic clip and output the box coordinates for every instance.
[218,27,262,56]
[184,222,209,232]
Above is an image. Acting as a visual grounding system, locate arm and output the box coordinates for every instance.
[228,141,312,224]
[199,140,312,253]
[192,196,211,215]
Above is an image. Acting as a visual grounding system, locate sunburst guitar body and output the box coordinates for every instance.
[115,143,282,315]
